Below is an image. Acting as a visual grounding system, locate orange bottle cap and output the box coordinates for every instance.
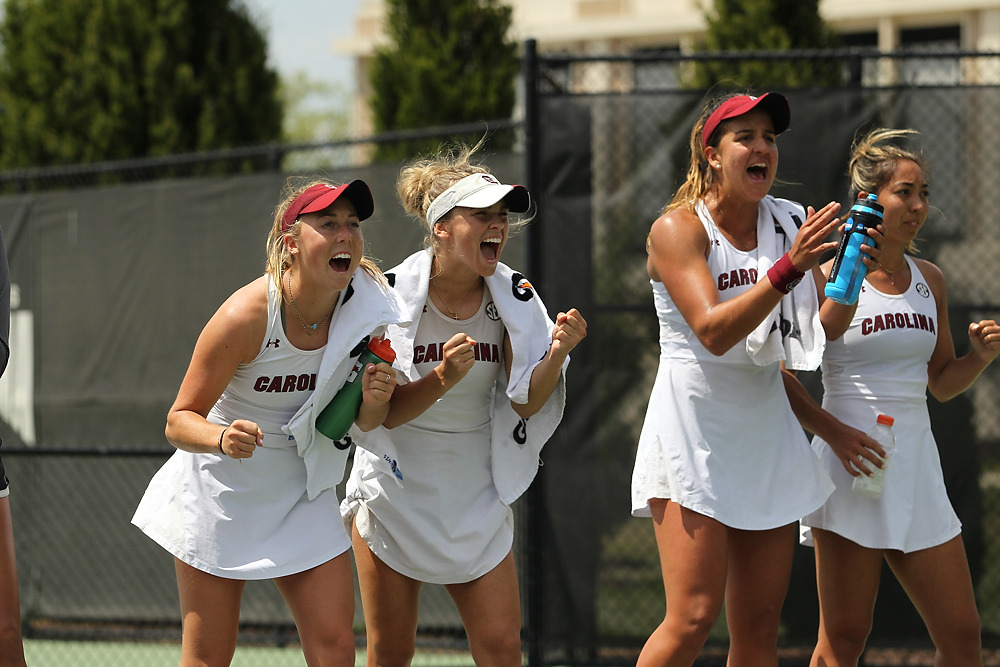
[368,336,396,363]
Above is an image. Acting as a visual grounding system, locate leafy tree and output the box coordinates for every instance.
[0,0,282,171]
[687,0,843,89]
[279,71,352,171]
[281,72,349,144]
[369,0,519,161]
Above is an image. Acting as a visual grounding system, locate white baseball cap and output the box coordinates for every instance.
[426,173,530,227]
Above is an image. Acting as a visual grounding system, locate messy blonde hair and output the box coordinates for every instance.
[397,140,530,253]
[264,178,385,292]
[847,128,928,254]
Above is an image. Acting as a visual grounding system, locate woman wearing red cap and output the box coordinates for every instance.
[631,92,874,664]
[342,144,587,667]
[132,179,407,666]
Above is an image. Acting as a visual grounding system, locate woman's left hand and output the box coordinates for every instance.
[363,361,397,405]
[551,308,587,358]
[969,319,1000,364]
[787,201,842,271]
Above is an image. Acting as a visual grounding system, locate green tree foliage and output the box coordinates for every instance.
[0,0,283,170]
[279,71,352,171]
[687,0,843,90]
[369,0,519,161]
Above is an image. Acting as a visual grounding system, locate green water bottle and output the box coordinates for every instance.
[316,336,396,441]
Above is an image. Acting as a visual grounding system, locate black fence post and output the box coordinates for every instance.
[521,37,545,667]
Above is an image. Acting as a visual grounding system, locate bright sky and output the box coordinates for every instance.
[245,0,362,92]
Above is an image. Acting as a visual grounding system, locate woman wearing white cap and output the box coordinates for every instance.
[631,92,879,664]
[343,144,587,667]
[132,178,407,666]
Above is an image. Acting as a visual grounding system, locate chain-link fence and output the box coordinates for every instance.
[3,46,1000,666]
[523,45,1000,666]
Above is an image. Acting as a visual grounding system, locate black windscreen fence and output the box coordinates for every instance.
[2,48,1000,666]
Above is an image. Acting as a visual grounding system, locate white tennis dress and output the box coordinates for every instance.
[132,277,351,579]
[344,289,514,584]
[800,257,961,551]
[631,204,834,529]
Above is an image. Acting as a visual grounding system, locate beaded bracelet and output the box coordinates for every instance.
[767,252,805,294]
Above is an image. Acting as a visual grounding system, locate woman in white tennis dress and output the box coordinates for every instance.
[343,144,587,667]
[132,179,405,667]
[631,92,853,666]
[801,128,1000,665]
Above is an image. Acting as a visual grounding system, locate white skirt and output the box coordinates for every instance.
[132,442,349,580]
[632,356,834,529]
[800,396,961,552]
[343,422,513,584]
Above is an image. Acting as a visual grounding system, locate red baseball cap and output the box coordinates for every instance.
[701,93,790,148]
[281,180,374,231]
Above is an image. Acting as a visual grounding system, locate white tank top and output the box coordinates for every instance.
[209,276,325,437]
[347,284,513,583]
[656,200,760,365]
[408,287,505,431]
[632,199,835,528]
[822,256,938,401]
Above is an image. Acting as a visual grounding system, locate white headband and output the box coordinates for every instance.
[425,173,530,228]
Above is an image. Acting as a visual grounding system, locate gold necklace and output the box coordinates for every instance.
[431,277,481,320]
[881,259,905,287]
[286,273,336,335]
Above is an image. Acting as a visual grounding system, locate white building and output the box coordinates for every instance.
[338,0,1000,136]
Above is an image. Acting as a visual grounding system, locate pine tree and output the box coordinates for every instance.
[688,0,843,90]
[369,0,519,161]
[0,0,282,171]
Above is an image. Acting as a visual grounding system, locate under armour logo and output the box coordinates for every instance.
[266,338,281,348]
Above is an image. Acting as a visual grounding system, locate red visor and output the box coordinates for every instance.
[281,180,374,231]
[701,93,790,148]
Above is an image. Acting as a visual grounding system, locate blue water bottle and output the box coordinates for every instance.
[825,193,884,305]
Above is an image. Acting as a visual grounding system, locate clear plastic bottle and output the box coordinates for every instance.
[852,414,895,499]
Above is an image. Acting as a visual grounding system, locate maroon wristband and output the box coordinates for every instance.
[767,252,805,294]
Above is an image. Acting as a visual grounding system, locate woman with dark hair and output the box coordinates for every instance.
[801,128,1000,665]
[632,92,851,664]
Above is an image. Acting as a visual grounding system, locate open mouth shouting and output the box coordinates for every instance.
[481,235,502,263]
[330,251,353,273]
[747,162,769,182]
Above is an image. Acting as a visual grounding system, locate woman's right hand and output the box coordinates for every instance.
[823,421,886,477]
[220,419,263,460]
[788,201,842,271]
[437,332,477,385]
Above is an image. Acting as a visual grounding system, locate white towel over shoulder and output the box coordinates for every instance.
[356,249,568,505]
[745,196,825,371]
[282,268,410,500]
